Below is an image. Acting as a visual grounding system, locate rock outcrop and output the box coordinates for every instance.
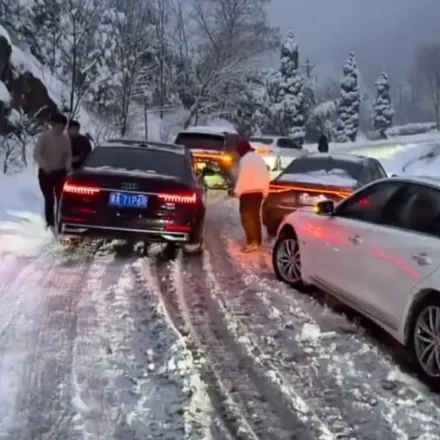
[0,34,58,135]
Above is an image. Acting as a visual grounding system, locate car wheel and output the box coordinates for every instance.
[408,296,440,390]
[272,230,303,288]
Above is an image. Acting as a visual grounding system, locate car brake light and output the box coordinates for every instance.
[63,183,100,195]
[255,148,272,155]
[165,225,191,232]
[221,153,233,165]
[158,192,198,204]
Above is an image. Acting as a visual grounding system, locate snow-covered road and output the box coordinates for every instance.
[1,178,440,438]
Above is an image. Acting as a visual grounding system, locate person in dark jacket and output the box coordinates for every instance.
[318,132,329,153]
[67,120,93,170]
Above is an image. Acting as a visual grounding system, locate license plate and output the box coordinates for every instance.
[298,193,327,205]
[109,192,148,208]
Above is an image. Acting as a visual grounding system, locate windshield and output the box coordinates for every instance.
[278,157,362,183]
[175,132,225,151]
[85,146,187,178]
[249,137,274,145]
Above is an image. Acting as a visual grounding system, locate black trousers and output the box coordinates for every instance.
[239,192,263,246]
[38,169,67,226]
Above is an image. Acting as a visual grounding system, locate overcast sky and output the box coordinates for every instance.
[268,0,440,87]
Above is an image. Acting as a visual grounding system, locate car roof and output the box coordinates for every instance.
[101,139,186,155]
[299,152,367,163]
[178,125,238,136]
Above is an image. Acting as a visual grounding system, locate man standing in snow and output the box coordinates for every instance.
[234,139,270,252]
[67,120,93,170]
[318,132,329,153]
[34,113,72,229]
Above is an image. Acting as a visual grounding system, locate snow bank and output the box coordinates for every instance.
[380,142,440,175]
[387,122,437,137]
[0,81,10,104]
[0,169,52,257]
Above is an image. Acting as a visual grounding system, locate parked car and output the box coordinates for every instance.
[249,135,307,171]
[174,126,240,194]
[273,175,440,388]
[262,152,388,237]
[58,139,214,254]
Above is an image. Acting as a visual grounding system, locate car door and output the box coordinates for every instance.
[312,180,406,304]
[350,183,440,331]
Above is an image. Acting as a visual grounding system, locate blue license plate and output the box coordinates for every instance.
[109,192,148,208]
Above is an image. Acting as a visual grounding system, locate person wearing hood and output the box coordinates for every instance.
[234,139,271,252]
[318,131,329,153]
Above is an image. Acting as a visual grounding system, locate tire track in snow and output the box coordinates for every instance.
[154,251,322,440]
[0,245,99,438]
[11,244,102,439]
[208,198,440,437]
[220,233,440,439]
[132,256,214,440]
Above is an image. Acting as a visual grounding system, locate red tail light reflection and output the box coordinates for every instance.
[269,183,351,199]
[159,193,197,204]
[63,183,100,195]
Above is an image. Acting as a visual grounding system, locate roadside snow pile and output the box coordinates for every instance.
[387,122,438,137]
[380,142,440,175]
[0,170,52,256]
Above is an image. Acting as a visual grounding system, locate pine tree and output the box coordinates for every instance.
[231,75,272,136]
[277,31,305,146]
[334,51,361,142]
[373,72,394,138]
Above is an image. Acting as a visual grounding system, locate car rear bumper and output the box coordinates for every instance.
[58,222,191,243]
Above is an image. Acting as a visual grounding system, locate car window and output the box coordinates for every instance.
[277,138,301,149]
[225,133,240,151]
[371,159,387,179]
[335,181,404,223]
[389,184,440,237]
[175,132,225,151]
[85,146,189,179]
[249,137,274,145]
[358,164,373,185]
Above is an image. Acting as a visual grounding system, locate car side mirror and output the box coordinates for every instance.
[314,199,334,215]
[201,167,215,177]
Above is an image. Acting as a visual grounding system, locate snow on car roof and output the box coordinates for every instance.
[306,152,366,163]
[182,125,238,135]
[279,171,358,187]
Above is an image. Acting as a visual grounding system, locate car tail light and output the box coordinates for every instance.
[221,153,233,165]
[255,147,273,155]
[165,225,191,232]
[158,192,198,204]
[63,182,100,196]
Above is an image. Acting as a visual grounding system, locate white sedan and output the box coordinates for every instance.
[249,135,307,171]
[272,175,440,389]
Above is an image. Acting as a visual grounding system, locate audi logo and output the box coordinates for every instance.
[121,182,139,190]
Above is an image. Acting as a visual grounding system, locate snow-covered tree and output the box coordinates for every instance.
[373,72,394,138]
[277,31,305,146]
[334,51,361,142]
[230,75,272,136]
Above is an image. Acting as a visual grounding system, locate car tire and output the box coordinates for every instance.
[272,229,304,289]
[408,296,440,390]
